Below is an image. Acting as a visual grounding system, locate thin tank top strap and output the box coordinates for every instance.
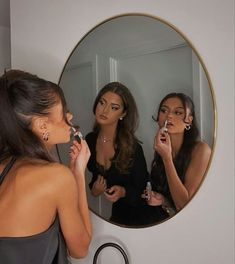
[0,156,17,185]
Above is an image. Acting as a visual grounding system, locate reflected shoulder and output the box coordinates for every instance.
[193,141,211,157]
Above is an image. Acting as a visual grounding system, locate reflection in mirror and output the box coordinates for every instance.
[57,15,215,227]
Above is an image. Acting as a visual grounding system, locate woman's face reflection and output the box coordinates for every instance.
[58,15,215,227]
[158,97,192,134]
[95,92,125,126]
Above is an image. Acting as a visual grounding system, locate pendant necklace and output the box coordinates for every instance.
[100,135,112,143]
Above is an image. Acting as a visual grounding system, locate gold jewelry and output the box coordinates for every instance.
[43,131,49,141]
[185,124,191,130]
[99,135,112,143]
[162,204,176,217]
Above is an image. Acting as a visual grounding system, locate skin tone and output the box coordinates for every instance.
[0,100,92,258]
[91,91,126,202]
[146,97,211,210]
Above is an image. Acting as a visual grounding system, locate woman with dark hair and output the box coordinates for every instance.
[86,82,150,226]
[0,70,92,263]
[144,92,211,223]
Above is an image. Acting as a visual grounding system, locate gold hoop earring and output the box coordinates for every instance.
[185,124,191,130]
[43,131,49,141]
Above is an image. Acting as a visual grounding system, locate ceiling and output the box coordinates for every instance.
[0,0,10,27]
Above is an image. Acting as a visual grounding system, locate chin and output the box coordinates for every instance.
[97,119,108,125]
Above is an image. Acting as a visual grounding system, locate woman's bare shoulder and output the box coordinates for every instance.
[17,159,75,187]
[192,141,211,157]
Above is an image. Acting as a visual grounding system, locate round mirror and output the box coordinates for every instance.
[57,14,216,227]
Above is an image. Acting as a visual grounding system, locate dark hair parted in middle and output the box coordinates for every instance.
[93,82,139,173]
[151,92,199,199]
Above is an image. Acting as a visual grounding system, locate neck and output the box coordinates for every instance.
[169,133,184,158]
[99,124,117,142]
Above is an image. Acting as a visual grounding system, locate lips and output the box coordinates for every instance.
[166,121,173,127]
[99,114,108,120]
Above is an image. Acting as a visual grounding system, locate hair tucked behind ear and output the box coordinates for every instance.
[93,82,139,173]
[0,70,68,162]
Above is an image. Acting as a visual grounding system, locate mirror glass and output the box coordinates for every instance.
[57,14,215,227]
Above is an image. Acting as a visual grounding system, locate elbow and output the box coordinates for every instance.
[69,241,91,259]
[176,194,190,211]
[70,249,88,259]
[69,235,92,259]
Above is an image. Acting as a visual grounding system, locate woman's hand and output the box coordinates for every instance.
[91,175,106,196]
[144,191,165,206]
[104,185,126,202]
[69,139,90,176]
[154,129,172,160]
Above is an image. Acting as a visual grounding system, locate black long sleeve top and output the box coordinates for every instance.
[86,132,152,226]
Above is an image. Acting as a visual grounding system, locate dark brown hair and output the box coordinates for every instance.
[0,70,68,162]
[151,93,199,205]
[93,82,139,173]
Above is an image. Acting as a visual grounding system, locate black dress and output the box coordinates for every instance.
[0,217,68,264]
[86,132,152,226]
[0,157,68,264]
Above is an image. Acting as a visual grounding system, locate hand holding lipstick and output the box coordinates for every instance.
[154,121,172,160]
[163,120,168,133]
[71,126,83,144]
[69,136,90,176]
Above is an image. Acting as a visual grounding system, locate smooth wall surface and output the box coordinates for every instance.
[10,1,234,264]
[0,25,11,74]
[0,0,10,74]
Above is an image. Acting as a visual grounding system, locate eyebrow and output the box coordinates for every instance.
[101,97,122,108]
[161,105,184,110]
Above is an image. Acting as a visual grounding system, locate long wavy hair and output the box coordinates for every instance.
[151,93,199,201]
[0,70,68,163]
[93,82,139,173]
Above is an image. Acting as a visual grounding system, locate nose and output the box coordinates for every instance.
[166,111,173,119]
[102,105,110,114]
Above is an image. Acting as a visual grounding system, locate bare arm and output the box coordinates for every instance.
[55,139,92,259]
[155,131,211,210]
[69,139,92,239]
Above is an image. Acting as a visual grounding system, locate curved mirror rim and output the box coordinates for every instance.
[57,13,217,228]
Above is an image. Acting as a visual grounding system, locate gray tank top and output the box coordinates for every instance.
[0,157,69,264]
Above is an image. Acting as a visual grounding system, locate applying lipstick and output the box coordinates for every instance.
[71,126,83,144]
[159,120,168,143]
[163,120,168,133]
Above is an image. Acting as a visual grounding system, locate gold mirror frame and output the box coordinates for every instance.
[57,13,217,228]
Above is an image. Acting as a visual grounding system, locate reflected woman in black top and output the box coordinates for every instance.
[86,82,150,226]
[145,93,211,222]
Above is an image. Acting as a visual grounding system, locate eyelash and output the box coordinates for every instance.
[111,106,119,111]
[160,109,184,115]
[99,100,120,111]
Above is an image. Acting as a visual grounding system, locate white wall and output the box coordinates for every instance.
[0,0,10,74]
[0,25,11,74]
[10,1,234,264]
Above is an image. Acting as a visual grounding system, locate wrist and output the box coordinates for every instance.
[162,156,173,165]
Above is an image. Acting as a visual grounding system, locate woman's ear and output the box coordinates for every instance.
[119,111,126,120]
[31,116,50,141]
[185,107,193,125]
[31,116,48,134]
[121,111,126,119]
[188,115,193,125]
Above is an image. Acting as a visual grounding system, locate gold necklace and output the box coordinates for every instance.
[99,135,112,143]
